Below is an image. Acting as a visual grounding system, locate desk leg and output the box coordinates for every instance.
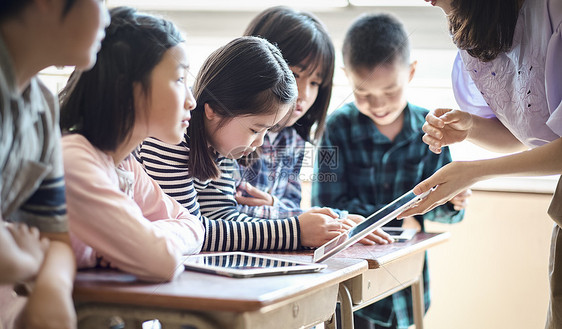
[337,283,354,329]
[411,275,425,329]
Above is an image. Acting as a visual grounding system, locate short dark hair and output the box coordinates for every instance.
[0,0,77,21]
[59,7,184,151]
[189,36,298,181]
[448,0,519,62]
[342,13,410,71]
[244,6,335,144]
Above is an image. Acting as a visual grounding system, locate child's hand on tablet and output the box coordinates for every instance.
[342,214,394,245]
[298,208,342,248]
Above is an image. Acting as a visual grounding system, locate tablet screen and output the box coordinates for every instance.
[346,191,418,238]
[185,253,308,269]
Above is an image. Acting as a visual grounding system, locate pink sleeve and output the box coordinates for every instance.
[451,51,496,118]
[124,157,204,255]
[63,136,203,282]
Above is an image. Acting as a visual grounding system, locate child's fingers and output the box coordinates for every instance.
[358,237,376,245]
[236,181,247,191]
[243,182,256,194]
[322,231,344,244]
[309,207,339,218]
[363,234,389,245]
[6,223,37,239]
[5,222,16,235]
[345,214,364,224]
[340,221,353,231]
[28,225,40,238]
[325,221,343,231]
[40,237,50,252]
[359,229,393,245]
[244,182,264,197]
[237,182,273,205]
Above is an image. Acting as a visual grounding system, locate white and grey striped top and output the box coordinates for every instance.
[135,133,301,251]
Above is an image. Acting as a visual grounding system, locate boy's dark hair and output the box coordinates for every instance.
[0,0,77,21]
[189,36,297,181]
[448,0,519,62]
[244,6,335,144]
[342,13,410,71]
[59,7,184,151]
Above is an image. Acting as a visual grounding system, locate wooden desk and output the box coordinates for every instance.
[331,232,450,329]
[73,255,367,329]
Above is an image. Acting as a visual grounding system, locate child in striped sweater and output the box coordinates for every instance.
[136,36,391,251]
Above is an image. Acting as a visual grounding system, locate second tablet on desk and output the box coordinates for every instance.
[184,252,327,278]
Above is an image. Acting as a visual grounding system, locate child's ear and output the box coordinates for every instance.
[408,60,418,83]
[341,65,349,78]
[204,103,219,121]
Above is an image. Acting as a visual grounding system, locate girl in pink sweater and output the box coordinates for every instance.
[58,7,204,282]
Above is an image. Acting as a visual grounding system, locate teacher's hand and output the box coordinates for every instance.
[398,161,480,217]
[422,108,473,154]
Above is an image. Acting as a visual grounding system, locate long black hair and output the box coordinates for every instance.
[189,36,297,181]
[244,6,335,144]
[59,7,184,151]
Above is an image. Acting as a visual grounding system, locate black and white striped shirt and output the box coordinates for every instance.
[136,133,301,251]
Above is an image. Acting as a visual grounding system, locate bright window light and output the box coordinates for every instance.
[350,0,430,5]
[108,0,349,11]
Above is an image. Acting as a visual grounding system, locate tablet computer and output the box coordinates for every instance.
[313,188,431,263]
[184,252,327,278]
[381,227,418,242]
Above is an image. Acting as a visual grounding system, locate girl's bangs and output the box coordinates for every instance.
[291,35,334,88]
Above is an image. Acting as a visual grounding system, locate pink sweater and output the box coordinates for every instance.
[62,134,204,282]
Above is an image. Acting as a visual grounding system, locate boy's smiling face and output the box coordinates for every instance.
[345,60,416,127]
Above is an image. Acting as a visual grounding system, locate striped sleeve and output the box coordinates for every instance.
[136,136,301,251]
[201,216,300,251]
[135,137,200,219]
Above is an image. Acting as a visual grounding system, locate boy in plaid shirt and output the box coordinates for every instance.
[312,13,470,329]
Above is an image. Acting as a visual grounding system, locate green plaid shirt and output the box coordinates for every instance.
[312,102,464,328]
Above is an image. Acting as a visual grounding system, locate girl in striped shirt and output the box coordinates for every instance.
[136,36,366,251]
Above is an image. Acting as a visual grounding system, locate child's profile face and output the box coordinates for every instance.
[55,0,110,70]
[285,64,323,127]
[136,44,196,145]
[346,60,415,127]
[205,103,292,159]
